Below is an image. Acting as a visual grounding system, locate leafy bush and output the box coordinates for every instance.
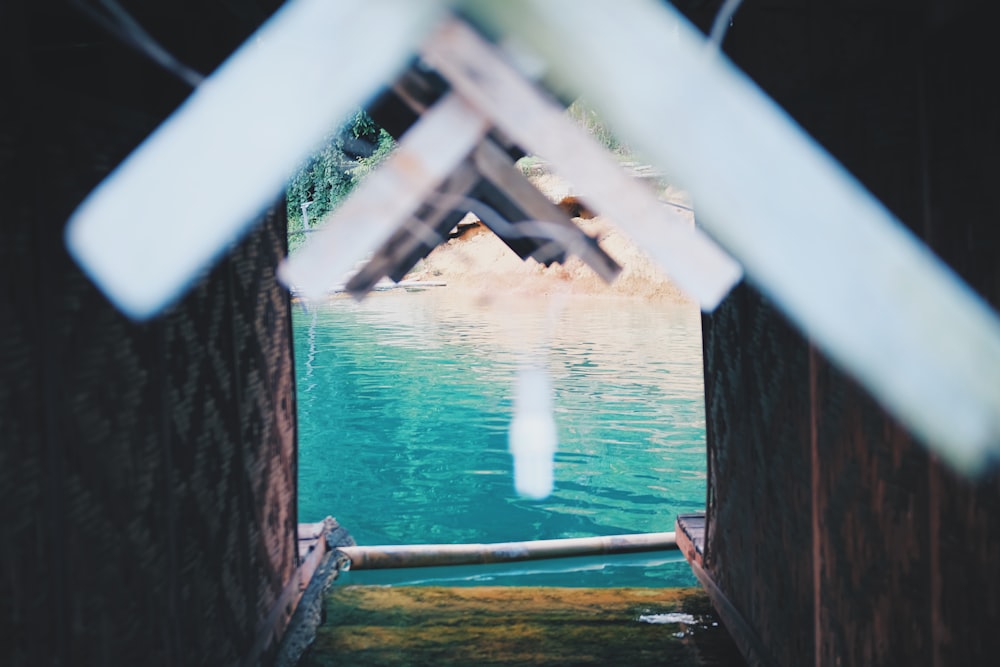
[286,109,395,251]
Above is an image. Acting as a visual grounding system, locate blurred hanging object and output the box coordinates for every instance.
[509,366,558,500]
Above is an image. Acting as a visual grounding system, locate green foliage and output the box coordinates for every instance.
[286,109,395,251]
[285,102,630,251]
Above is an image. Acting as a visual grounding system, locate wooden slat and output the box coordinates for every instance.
[675,513,775,666]
[421,17,742,311]
[675,513,706,569]
[279,92,490,300]
[464,0,1000,474]
[472,139,622,283]
[337,532,678,570]
[687,555,778,667]
[344,157,482,296]
[66,0,444,319]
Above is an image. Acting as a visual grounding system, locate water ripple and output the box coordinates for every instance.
[295,291,706,586]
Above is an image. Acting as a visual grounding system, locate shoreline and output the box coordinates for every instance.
[401,168,695,304]
[403,216,694,304]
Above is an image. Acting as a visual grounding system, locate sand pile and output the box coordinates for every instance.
[404,169,694,302]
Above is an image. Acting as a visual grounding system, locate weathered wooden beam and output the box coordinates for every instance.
[674,513,706,570]
[345,157,481,296]
[66,0,445,319]
[472,139,622,283]
[463,0,1000,474]
[328,104,622,293]
[421,16,743,311]
[337,532,678,570]
[279,92,489,300]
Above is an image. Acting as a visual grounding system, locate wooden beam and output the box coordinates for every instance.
[472,140,622,283]
[421,17,742,310]
[279,92,490,300]
[463,0,1000,474]
[674,513,706,570]
[687,554,778,667]
[345,157,482,296]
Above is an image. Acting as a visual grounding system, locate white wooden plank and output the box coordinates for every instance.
[466,0,1000,473]
[278,93,490,300]
[65,0,444,319]
[421,18,743,311]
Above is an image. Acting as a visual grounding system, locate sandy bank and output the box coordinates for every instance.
[404,170,694,303]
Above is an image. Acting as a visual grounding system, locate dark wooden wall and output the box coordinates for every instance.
[682,0,1000,665]
[0,1,297,665]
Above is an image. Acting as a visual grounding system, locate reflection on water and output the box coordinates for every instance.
[295,289,705,586]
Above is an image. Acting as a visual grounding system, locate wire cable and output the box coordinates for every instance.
[73,0,205,87]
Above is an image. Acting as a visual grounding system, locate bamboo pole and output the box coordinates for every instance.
[336,532,678,570]
[67,0,446,319]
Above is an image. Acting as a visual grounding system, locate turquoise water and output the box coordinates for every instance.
[294,289,706,586]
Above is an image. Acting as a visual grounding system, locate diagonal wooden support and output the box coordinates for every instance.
[421,17,743,311]
[66,0,444,319]
[279,92,490,300]
[366,62,614,279]
[465,0,1000,473]
[339,135,623,298]
[297,53,623,299]
[471,140,622,284]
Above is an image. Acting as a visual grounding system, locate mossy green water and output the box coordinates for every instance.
[300,586,745,666]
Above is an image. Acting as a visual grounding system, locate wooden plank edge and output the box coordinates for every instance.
[270,548,342,667]
[674,515,704,569]
[256,518,355,667]
[279,92,489,301]
[684,549,778,667]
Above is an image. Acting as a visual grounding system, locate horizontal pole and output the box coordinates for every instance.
[336,532,677,570]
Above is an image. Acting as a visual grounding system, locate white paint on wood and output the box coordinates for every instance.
[471,140,621,283]
[421,18,743,311]
[65,0,444,319]
[279,93,490,300]
[468,0,1000,473]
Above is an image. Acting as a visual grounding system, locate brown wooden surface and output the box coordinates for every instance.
[684,0,1000,665]
[0,2,297,665]
[699,284,816,667]
[676,514,706,569]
